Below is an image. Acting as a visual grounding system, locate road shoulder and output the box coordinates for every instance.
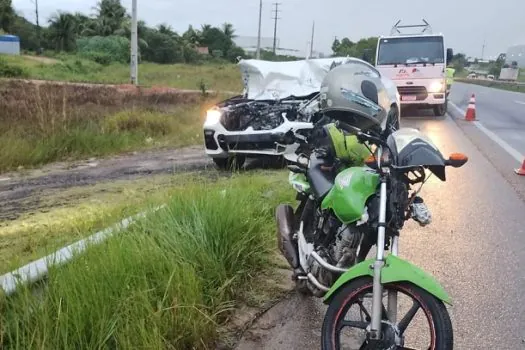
[447,103,525,202]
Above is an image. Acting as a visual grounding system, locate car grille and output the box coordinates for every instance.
[397,86,428,100]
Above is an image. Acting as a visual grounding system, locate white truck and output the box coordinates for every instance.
[375,20,454,116]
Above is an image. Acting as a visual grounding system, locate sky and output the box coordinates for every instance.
[12,0,525,60]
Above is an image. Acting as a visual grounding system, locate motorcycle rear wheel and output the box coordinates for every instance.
[321,277,453,350]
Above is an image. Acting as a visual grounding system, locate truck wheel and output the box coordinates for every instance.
[433,103,447,117]
[213,155,246,170]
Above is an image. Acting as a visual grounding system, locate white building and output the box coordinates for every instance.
[506,45,525,67]
[0,35,20,55]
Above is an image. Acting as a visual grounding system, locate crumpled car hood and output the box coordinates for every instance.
[238,57,353,100]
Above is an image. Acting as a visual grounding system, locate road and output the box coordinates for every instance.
[448,82,525,157]
[236,92,525,349]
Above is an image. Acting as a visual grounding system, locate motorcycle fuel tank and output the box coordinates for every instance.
[321,166,379,224]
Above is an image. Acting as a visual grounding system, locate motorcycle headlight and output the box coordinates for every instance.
[428,81,444,93]
[204,109,222,126]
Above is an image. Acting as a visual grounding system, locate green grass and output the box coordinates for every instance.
[1,54,243,92]
[455,78,525,93]
[0,96,223,173]
[0,170,291,349]
[0,173,194,274]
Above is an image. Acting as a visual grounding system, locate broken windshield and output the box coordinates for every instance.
[377,36,444,65]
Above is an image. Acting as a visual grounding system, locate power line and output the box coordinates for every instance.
[272,2,281,54]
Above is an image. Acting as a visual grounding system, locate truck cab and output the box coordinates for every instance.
[374,20,453,116]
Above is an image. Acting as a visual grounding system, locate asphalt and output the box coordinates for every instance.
[236,108,525,349]
[448,82,525,156]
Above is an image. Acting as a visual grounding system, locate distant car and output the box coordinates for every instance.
[487,74,495,80]
[468,73,477,79]
[202,57,401,169]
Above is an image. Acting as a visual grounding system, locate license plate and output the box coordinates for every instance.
[402,95,417,101]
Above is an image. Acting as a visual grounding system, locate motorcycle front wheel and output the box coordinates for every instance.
[321,277,453,350]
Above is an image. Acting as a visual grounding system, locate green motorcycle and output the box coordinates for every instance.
[276,121,468,349]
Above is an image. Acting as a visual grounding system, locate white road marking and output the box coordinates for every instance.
[449,101,524,163]
[0,177,10,182]
[515,100,525,105]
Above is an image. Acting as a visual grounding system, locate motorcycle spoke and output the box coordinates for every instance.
[339,320,369,330]
[356,299,372,321]
[397,300,420,334]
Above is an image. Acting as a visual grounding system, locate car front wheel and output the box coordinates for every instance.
[212,155,246,170]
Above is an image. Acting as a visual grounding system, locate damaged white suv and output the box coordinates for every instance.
[203,57,401,169]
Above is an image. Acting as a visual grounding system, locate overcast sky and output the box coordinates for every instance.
[12,0,525,59]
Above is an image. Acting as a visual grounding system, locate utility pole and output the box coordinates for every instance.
[272,2,281,54]
[130,0,138,85]
[309,21,315,58]
[30,0,41,53]
[481,37,486,61]
[256,0,262,59]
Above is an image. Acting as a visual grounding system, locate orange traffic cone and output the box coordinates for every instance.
[515,159,525,176]
[465,93,476,121]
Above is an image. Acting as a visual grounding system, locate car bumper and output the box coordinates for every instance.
[203,120,313,158]
[400,92,447,106]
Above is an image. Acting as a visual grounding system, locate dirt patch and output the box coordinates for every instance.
[21,55,59,65]
[0,146,212,221]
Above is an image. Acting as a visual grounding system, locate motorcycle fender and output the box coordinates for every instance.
[323,255,452,305]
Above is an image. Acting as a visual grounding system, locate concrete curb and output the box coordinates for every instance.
[0,204,165,296]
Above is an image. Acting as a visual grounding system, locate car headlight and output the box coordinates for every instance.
[204,109,222,126]
[428,81,444,93]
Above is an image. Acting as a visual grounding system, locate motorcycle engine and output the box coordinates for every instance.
[308,219,362,297]
[331,224,361,268]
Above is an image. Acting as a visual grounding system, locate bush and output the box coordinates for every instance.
[0,56,29,78]
[76,36,130,64]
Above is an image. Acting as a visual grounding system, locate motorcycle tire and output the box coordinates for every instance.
[321,276,453,350]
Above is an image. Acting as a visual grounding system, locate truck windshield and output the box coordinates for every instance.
[377,36,444,65]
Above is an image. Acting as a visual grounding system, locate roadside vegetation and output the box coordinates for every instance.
[455,77,525,93]
[0,173,186,274]
[0,170,291,349]
[0,54,243,91]
[0,79,234,173]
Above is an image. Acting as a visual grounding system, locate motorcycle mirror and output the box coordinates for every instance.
[445,153,468,168]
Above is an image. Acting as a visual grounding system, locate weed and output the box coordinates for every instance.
[0,171,291,349]
[0,80,229,172]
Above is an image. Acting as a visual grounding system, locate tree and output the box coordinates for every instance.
[222,23,235,40]
[331,36,377,63]
[0,0,15,32]
[85,0,127,36]
[182,25,200,45]
[331,38,341,53]
[141,30,183,63]
[48,11,77,51]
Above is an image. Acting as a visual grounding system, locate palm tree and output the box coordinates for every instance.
[48,11,77,51]
[90,0,127,36]
[222,23,236,40]
[158,23,176,37]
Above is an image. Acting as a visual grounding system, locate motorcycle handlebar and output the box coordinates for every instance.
[335,121,384,146]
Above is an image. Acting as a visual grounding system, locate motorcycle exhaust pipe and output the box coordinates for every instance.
[275,204,299,269]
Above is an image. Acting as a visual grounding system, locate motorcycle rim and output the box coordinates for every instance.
[321,276,453,350]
